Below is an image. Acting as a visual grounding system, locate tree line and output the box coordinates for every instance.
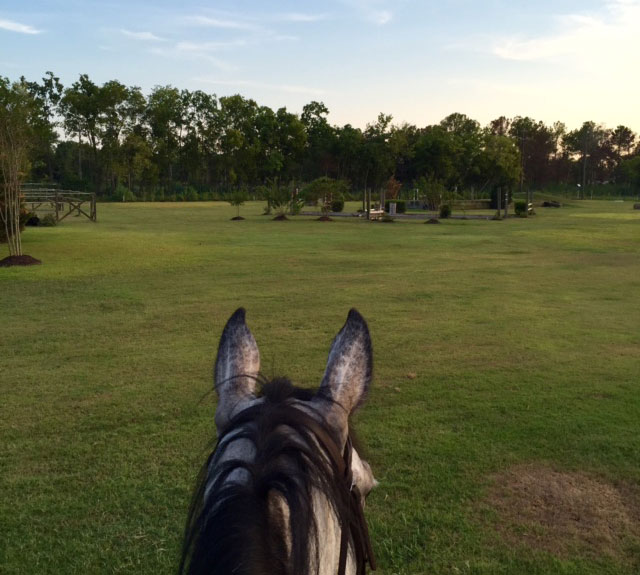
[4,72,640,202]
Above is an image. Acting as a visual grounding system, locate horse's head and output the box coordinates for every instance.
[181,308,376,575]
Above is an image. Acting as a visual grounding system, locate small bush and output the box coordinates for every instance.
[185,187,200,202]
[40,214,57,227]
[290,197,304,215]
[384,200,406,214]
[331,198,345,212]
[514,201,528,217]
[439,204,451,218]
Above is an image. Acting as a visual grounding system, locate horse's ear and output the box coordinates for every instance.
[314,309,372,436]
[214,308,260,432]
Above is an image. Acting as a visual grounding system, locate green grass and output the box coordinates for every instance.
[1,200,639,574]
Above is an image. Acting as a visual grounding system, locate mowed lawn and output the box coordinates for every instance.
[1,200,639,574]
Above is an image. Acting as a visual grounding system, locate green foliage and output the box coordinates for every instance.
[384,199,406,213]
[118,186,137,202]
[618,156,640,190]
[414,177,446,210]
[302,177,349,215]
[39,213,57,227]
[4,70,640,209]
[330,198,345,212]
[184,187,199,202]
[439,203,452,218]
[228,188,248,217]
[490,188,513,209]
[264,180,293,215]
[514,200,529,217]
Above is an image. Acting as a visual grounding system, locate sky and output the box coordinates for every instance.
[2,0,639,133]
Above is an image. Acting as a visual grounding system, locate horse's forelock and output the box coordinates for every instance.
[180,378,356,575]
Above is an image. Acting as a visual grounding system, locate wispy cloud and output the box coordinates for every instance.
[195,77,327,97]
[176,39,246,53]
[184,15,260,31]
[121,29,165,41]
[492,0,640,63]
[0,18,40,34]
[277,12,327,23]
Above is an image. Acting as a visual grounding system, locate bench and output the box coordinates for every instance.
[368,209,384,221]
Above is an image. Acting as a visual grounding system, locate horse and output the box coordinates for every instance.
[179,308,377,575]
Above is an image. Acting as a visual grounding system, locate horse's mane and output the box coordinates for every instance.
[179,377,368,575]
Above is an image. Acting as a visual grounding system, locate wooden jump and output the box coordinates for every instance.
[22,188,97,223]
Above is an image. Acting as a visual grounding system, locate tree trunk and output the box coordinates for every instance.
[581,153,587,199]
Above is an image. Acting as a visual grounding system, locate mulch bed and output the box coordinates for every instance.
[425,218,441,224]
[316,216,333,221]
[272,214,289,221]
[0,255,42,267]
[230,216,245,220]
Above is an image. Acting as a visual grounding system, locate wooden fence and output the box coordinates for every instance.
[21,188,97,223]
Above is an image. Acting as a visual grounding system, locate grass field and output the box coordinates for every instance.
[1,200,639,574]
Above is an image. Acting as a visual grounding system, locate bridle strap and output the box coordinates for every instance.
[273,409,377,575]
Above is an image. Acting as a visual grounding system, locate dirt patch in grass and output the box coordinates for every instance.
[0,255,42,267]
[485,464,640,562]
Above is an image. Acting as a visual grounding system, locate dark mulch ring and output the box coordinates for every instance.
[230,216,245,220]
[425,218,441,224]
[272,214,289,221]
[0,254,42,267]
[482,464,640,562]
[316,215,333,221]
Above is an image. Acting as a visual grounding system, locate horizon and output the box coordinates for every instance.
[2,1,639,134]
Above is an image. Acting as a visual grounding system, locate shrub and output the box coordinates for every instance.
[228,189,247,218]
[514,200,528,217]
[439,204,451,218]
[185,187,200,202]
[290,196,304,215]
[331,198,345,212]
[414,177,446,210]
[115,184,138,202]
[40,214,57,227]
[302,177,350,214]
[384,200,406,214]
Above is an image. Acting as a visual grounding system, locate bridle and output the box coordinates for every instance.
[218,403,376,575]
[291,410,377,575]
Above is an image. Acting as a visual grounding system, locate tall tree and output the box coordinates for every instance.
[0,78,36,256]
[563,121,608,196]
[59,74,102,186]
[20,71,63,181]
[439,112,483,191]
[301,101,336,179]
[145,85,184,194]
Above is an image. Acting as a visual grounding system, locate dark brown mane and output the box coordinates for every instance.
[179,377,369,575]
